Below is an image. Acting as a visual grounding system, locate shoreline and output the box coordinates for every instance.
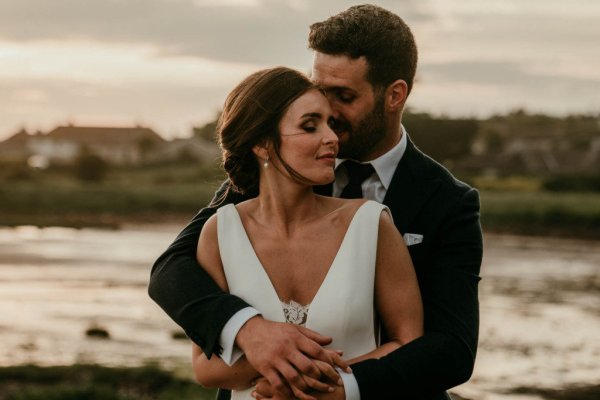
[1,227,598,400]
[1,364,599,400]
[1,212,599,240]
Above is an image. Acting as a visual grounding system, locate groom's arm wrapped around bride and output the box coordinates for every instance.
[149,164,483,399]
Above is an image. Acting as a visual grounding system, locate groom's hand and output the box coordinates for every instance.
[237,316,349,399]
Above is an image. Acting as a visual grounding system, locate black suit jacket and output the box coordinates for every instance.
[149,138,483,399]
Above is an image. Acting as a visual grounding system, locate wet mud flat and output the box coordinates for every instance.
[453,234,600,400]
[0,227,599,399]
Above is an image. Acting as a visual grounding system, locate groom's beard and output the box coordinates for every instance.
[335,95,387,161]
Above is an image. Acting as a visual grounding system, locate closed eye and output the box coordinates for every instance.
[338,92,355,103]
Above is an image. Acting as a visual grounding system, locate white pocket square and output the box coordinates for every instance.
[403,233,423,246]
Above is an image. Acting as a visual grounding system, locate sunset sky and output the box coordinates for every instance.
[1,0,599,141]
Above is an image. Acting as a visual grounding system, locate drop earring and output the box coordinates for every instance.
[263,156,269,168]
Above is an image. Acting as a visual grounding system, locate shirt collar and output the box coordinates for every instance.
[335,125,408,190]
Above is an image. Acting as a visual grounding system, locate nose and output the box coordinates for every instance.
[323,122,339,145]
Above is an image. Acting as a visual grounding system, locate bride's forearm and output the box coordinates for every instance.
[192,345,259,390]
[346,341,402,365]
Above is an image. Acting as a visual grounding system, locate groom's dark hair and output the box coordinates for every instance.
[308,4,418,94]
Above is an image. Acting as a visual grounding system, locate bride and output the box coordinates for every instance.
[191,67,423,400]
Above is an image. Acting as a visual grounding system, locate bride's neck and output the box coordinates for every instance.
[254,179,320,234]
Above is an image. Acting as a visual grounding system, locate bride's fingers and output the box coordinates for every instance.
[289,383,317,400]
[303,374,335,393]
[325,349,351,373]
[314,359,342,385]
[253,378,273,399]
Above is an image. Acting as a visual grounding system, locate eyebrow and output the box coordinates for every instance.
[300,112,323,119]
[323,86,356,94]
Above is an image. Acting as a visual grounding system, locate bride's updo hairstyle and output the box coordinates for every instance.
[217,67,318,196]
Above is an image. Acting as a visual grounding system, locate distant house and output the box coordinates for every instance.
[0,129,39,161]
[27,125,167,165]
[152,137,220,165]
[0,125,221,166]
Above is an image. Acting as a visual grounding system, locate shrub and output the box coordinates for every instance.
[74,154,109,182]
[543,174,600,192]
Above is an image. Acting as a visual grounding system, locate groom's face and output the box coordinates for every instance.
[311,52,387,161]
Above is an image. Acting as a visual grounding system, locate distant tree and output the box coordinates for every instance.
[193,113,221,143]
[403,112,479,163]
[138,137,157,161]
[484,130,505,153]
[74,152,109,182]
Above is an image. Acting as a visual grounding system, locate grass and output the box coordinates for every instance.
[480,190,600,238]
[0,162,226,228]
[0,364,216,400]
[1,364,598,400]
[1,164,599,237]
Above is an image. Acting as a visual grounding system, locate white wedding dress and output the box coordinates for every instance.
[217,200,387,399]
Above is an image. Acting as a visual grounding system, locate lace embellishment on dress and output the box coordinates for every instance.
[281,300,310,326]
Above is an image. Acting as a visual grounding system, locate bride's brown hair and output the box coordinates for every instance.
[217,67,318,197]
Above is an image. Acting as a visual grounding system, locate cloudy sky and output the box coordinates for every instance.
[1,0,599,141]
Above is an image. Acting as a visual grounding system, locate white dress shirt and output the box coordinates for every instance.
[220,127,409,400]
[333,127,407,202]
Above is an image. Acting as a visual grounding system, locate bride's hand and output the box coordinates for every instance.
[252,370,346,400]
[251,351,347,400]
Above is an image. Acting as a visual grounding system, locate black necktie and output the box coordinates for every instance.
[340,161,375,199]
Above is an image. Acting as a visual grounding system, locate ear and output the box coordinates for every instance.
[385,79,408,112]
[252,143,269,161]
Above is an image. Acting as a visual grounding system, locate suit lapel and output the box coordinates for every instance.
[383,138,441,232]
[314,137,441,232]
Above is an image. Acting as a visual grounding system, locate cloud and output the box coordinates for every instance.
[411,60,600,117]
[0,0,430,66]
[1,0,599,140]
[1,76,230,139]
[420,61,600,88]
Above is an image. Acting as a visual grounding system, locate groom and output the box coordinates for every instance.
[149,4,482,400]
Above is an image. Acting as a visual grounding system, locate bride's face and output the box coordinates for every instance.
[275,89,339,185]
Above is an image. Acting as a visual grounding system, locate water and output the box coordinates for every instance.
[0,225,191,369]
[0,226,598,399]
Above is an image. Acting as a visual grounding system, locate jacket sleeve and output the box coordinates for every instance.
[148,180,252,358]
[351,187,483,398]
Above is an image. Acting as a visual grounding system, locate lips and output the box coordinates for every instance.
[317,153,335,159]
[317,152,336,164]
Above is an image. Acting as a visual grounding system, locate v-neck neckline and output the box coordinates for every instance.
[226,201,370,322]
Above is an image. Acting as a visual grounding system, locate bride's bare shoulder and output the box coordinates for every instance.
[316,196,368,221]
[232,198,259,216]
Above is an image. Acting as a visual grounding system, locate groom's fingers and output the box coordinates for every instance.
[298,325,333,346]
[276,360,309,393]
[289,349,328,379]
[262,369,292,398]
[297,334,335,367]
[238,319,321,381]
